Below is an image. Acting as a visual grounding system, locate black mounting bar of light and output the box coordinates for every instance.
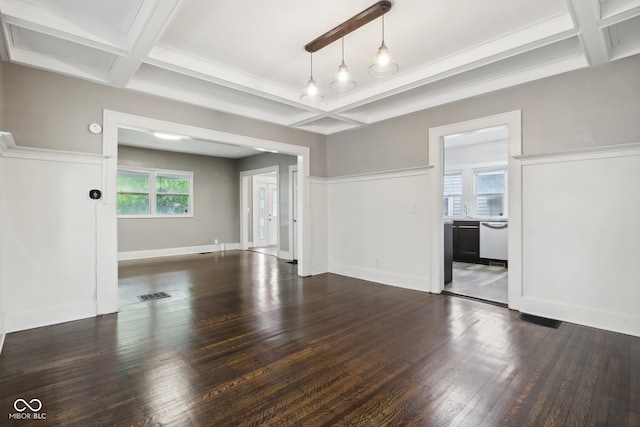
[304,1,392,53]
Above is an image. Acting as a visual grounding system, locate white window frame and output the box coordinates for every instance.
[443,171,463,218]
[117,166,194,218]
[473,166,507,218]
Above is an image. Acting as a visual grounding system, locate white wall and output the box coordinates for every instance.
[325,141,640,338]
[0,134,104,332]
[0,143,5,351]
[328,169,431,292]
[309,178,329,275]
[520,144,640,337]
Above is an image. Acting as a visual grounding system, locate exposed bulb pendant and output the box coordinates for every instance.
[330,38,356,92]
[369,14,398,78]
[300,52,323,103]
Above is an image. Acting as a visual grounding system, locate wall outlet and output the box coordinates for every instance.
[214,239,219,245]
[375,258,381,266]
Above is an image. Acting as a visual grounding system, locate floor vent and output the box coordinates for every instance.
[138,292,171,302]
[519,313,561,329]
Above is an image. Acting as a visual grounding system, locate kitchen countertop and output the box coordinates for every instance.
[445,217,508,222]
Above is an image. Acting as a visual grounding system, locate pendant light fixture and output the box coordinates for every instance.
[300,52,323,103]
[300,1,397,103]
[330,38,357,92]
[369,14,399,78]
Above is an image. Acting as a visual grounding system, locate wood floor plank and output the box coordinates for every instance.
[1,251,638,426]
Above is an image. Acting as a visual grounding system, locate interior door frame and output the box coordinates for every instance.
[288,165,298,261]
[99,110,310,316]
[428,110,523,310]
[242,167,279,250]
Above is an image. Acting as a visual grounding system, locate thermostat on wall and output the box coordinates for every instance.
[88,123,102,134]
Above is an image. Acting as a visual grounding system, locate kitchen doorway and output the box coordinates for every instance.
[428,111,523,311]
[443,125,509,305]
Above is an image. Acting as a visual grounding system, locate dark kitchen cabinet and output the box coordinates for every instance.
[453,221,480,263]
[444,222,453,283]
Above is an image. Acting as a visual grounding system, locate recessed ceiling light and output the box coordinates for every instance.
[153,132,188,141]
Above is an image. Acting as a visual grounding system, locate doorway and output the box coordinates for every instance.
[289,166,298,262]
[251,172,278,256]
[428,110,523,311]
[443,125,509,305]
[99,111,311,316]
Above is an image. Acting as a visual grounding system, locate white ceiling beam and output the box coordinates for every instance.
[0,0,127,52]
[126,76,298,128]
[0,22,9,61]
[145,46,315,111]
[599,0,640,27]
[566,0,610,66]
[108,0,182,87]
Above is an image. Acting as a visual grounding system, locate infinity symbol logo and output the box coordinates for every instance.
[14,398,42,412]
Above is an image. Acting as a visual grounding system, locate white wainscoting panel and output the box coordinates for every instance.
[521,147,640,337]
[0,153,5,349]
[309,178,329,275]
[0,137,104,332]
[328,168,430,292]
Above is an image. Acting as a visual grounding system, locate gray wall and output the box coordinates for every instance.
[1,62,328,177]
[238,153,298,252]
[117,146,239,252]
[327,55,640,177]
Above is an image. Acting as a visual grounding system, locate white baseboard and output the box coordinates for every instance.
[119,243,241,261]
[312,263,329,275]
[521,296,640,338]
[6,300,97,333]
[0,333,5,355]
[329,262,430,293]
[278,250,291,260]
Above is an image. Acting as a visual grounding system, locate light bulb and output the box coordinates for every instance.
[307,81,318,96]
[338,64,349,82]
[369,42,398,78]
[377,47,390,65]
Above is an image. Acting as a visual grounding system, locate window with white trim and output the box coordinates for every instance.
[443,172,463,217]
[475,168,506,217]
[117,167,193,217]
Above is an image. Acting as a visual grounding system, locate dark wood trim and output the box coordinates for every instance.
[305,1,392,53]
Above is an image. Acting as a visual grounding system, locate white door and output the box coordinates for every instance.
[291,170,298,260]
[253,174,277,248]
[267,182,278,246]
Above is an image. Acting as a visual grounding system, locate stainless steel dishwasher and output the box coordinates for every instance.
[479,221,508,260]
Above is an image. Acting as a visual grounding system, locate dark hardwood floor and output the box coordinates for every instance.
[1,250,639,426]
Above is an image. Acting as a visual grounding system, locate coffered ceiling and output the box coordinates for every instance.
[1,0,639,135]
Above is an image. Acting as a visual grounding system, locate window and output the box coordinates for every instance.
[475,169,506,217]
[117,167,193,217]
[443,173,463,217]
